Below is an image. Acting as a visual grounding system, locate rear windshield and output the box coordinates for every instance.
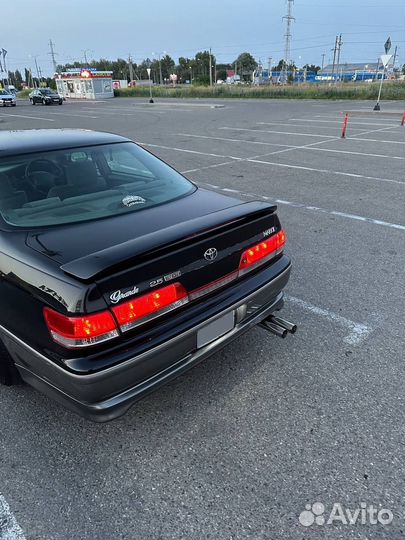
[0,142,195,227]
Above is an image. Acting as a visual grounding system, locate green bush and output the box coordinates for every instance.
[114,81,405,100]
[17,89,31,99]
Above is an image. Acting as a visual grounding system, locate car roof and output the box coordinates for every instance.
[0,129,132,157]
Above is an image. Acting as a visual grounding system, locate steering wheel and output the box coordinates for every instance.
[25,158,63,179]
[25,158,64,195]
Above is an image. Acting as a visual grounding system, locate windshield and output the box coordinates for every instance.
[0,90,11,95]
[0,142,195,227]
[40,89,54,95]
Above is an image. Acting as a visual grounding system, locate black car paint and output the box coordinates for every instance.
[0,129,292,421]
[30,89,63,105]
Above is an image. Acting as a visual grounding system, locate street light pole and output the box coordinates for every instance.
[147,68,154,103]
[373,53,392,111]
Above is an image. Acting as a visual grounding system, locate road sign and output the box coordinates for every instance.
[380,54,392,68]
[384,37,391,54]
[146,68,151,77]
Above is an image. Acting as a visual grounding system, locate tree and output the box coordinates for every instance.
[234,52,257,79]
[402,64,405,75]
[194,50,215,80]
[303,63,321,73]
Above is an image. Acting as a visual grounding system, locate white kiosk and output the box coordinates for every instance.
[56,69,114,100]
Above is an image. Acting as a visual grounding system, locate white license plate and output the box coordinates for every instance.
[197,311,235,348]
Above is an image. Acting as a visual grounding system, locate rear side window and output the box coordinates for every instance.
[0,142,195,227]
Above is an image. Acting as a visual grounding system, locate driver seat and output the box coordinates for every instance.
[47,161,107,200]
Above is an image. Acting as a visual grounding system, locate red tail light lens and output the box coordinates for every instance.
[239,229,286,275]
[111,282,189,332]
[44,307,119,348]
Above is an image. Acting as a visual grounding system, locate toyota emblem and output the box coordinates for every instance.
[204,247,218,261]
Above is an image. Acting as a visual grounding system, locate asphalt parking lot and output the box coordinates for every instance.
[0,97,404,540]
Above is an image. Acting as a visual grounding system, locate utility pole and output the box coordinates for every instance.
[48,39,58,73]
[159,55,163,85]
[34,57,41,85]
[128,54,134,82]
[282,0,295,83]
[335,34,343,83]
[331,35,338,81]
[209,48,213,86]
[321,53,325,70]
[392,45,398,74]
[268,56,272,80]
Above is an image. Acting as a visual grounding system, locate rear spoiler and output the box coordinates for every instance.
[60,201,277,281]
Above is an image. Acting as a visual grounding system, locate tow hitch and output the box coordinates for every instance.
[259,315,297,338]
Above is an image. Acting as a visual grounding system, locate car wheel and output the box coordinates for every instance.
[11,104,16,107]
[42,98,47,105]
[31,99,35,105]
[0,340,22,386]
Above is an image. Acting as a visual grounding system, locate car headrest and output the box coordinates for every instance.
[65,161,98,186]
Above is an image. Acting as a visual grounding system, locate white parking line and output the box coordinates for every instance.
[0,495,25,540]
[257,121,367,131]
[48,111,99,119]
[285,295,372,346]
[195,181,405,232]
[0,113,54,122]
[220,127,337,138]
[247,158,404,185]
[289,118,400,127]
[220,125,404,145]
[178,133,404,160]
[138,142,242,160]
[80,107,167,115]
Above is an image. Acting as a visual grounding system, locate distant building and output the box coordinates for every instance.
[55,69,114,99]
[317,62,388,82]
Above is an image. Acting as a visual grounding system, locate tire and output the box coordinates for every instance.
[42,98,46,105]
[0,340,22,386]
[58,101,63,105]
[11,104,16,107]
[31,99,35,105]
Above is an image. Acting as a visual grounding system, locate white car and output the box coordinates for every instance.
[0,89,16,107]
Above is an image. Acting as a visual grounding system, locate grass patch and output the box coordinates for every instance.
[115,82,405,100]
[17,89,31,99]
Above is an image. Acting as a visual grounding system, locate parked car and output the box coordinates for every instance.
[0,89,16,107]
[0,129,294,421]
[29,88,63,105]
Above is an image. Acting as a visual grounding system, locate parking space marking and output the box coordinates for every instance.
[285,295,372,346]
[177,132,404,160]
[289,118,400,127]
[80,107,167,115]
[257,121,367,131]
[195,181,405,231]
[138,142,243,160]
[220,127,337,139]
[174,140,403,185]
[247,158,404,185]
[47,111,99,119]
[0,113,54,122]
[0,495,25,540]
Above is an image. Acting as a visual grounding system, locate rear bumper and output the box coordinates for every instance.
[5,259,291,421]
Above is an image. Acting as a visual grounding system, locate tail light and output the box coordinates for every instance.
[111,282,189,332]
[44,307,119,348]
[239,229,286,275]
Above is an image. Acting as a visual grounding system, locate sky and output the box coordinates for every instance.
[2,0,405,76]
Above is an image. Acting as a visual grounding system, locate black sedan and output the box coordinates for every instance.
[29,88,63,105]
[0,129,294,421]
